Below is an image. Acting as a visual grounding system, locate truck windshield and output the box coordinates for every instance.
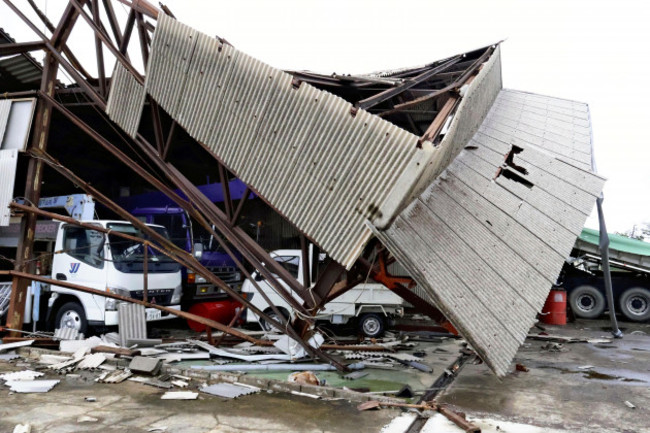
[107,223,181,274]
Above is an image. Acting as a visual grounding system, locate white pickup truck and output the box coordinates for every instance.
[241,249,407,337]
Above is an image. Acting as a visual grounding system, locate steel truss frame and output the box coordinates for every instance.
[1,0,496,367]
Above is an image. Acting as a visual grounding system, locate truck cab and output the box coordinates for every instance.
[130,207,241,307]
[241,249,407,338]
[48,220,182,333]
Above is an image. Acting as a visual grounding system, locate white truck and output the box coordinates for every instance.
[0,195,182,334]
[242,249,407,338]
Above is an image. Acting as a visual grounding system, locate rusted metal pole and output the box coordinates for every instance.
[7,270,263,345]
[91,0,107,97]
[143,243,148,303]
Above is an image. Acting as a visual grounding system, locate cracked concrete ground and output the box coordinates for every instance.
[0,374,398,433]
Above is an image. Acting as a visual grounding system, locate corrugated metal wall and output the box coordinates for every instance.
[106,62,146,137]
[373,89,605,376]
[0,149,18,226]
[0,100,11,145]
[115,13,440,269]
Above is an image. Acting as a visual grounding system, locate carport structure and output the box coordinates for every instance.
[1,0,603,375]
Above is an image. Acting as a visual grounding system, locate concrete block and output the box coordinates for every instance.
[238,375,270,389]
[269,379,299,394]
[128,356,162,375]
[300,383,335,398]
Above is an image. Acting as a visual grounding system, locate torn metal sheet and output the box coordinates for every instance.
[118,303,147,348]
[53,327,83,341]
[0,351,20,361]
[373,89,605,376]
[161,391,198,400]
[191,362,365,372]
[5,379,59,393]
[199,382,260,399]
[0,339,34,352]
[59,336,103,353]
[76,353,106,369]
[0,370,44,381]
[97,369,133,384]
[0,149,18,226]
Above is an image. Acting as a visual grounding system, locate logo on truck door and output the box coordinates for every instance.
[69,262,80,273]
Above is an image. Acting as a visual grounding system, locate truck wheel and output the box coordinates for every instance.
[359,313,385,338]
[260,307,289,333]
[568,285,605,319]
[55,301,88,335]
[619,287,650,322]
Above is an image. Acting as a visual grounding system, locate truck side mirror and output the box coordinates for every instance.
[254,271,265,282]
[193,243,203,260]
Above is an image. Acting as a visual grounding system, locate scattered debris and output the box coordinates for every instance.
[625,401,636,409]
[12,424,31,433]
[516,363,529,372]
[0,370,44,381]
[343,371,368,381]
[540,343,569,353]
[395,385,414,398]
[578,365,595,370]
[77,353,107,370]
[171,380,188,388]
[118,303,147,347]
[77,415,99,423]
[0,351,21,361]
[97,369,133,383]
[53,327,83,341]
[5,379,60,393]
[288,371,321,386]
[0,340,34,352]
[161,391,199,400]
[129,356,162,376]
[199,382,260,399]
[59,336,104,353]
[84,396,97,402]
[129,376,172,389]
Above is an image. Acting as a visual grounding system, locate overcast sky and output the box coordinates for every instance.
[2,0,648,233]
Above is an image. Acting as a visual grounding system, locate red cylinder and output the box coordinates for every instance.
[187,300,241,332]
[541,289,567,325]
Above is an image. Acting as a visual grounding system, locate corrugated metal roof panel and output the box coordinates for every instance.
[374,89,604,376]
[0,149,18,226]
[118,303,146,347]
[106,62,146,138]
[138,14,432,268]
[0,100,10,144]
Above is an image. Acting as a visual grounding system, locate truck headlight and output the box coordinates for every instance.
[196,275,207,284]
[106,287,131,311]
[171,284,182,305]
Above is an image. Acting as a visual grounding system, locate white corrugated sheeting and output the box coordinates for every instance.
[373,89,605,376]
[118,303,146,347]
[105,62,146,137]
[0,99,11,144]
[135,14,434,268]
[405,46,503,207]
[0,149,18,226]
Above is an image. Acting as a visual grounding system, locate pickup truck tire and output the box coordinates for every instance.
[55,301,88,335]
[568,285,605,319]
[260,307,289,333]
[359,313,385,338]
[619,287,650,322]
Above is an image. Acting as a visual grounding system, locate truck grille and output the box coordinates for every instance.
[207,266,239,286]
[131,289,174,306]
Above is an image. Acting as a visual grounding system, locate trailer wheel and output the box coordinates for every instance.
[55,301,88,335]
[260,307,289,333]
[359,313,385,338]
[619,287,650,322]
[568,285,605,319]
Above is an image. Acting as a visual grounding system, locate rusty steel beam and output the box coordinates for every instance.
[218,163,233,220]
[8,270,264,345]
[379,45,496,118]
[70,0,145,84]
[356,55,462,111]
[3,0,85,335]
[135,11,150,64]
[161,121,176,160]
[0,41,46,56]
[231,186,250,225]
[91,0,107,96]
[101,0,125,50]
[119,10,136,55]
[115,0,159,19]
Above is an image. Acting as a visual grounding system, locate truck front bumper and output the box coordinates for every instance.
[104,304,181,326]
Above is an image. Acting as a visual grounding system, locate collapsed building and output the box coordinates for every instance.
[0,0,604,376]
